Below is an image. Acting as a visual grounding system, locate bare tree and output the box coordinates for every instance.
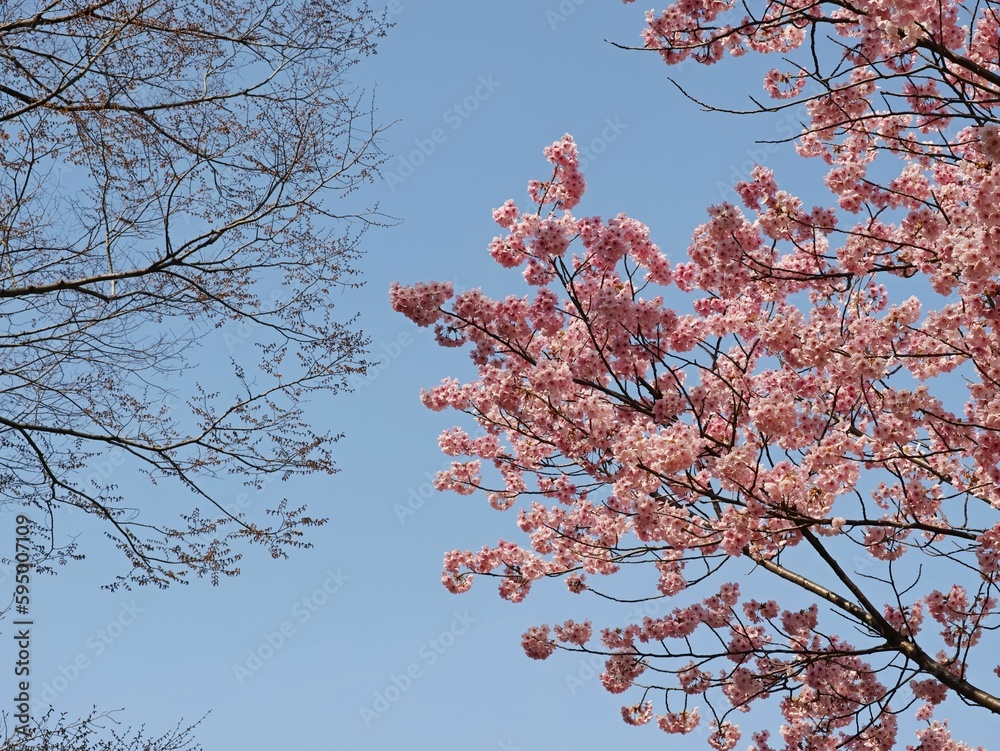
[0,0,388,588]
[1,708,202,751]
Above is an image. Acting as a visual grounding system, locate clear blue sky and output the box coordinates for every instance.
[2,2,994,750]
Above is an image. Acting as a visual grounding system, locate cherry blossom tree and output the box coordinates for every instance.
[392,1,1000,748]
[0,0,387,589]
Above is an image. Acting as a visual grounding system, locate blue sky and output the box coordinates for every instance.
[3,2,995,750]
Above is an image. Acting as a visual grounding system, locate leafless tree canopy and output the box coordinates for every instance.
[0,0,389,588]
[2,708,202,751]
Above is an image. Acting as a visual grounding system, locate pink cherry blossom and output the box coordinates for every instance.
[521,625,556,660]
[392,1,1000,747]
[621,701,653,726]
